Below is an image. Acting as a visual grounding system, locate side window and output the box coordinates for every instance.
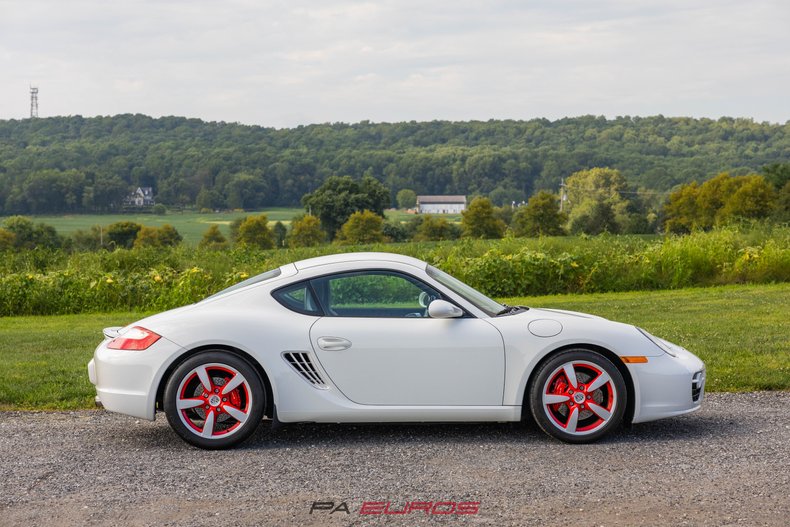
[272,282,322,316]
[310,271,443,318]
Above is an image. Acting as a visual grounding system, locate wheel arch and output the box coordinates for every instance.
[520,343,635,425]
[155,344,275,419]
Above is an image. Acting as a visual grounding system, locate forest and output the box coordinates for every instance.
[1,114,788,215]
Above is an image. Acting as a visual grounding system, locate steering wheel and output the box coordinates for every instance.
[418,291,432,308]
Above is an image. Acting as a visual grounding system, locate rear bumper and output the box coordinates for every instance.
[87,360,104,407]
[87,337,184,421]
[94,387,151,418]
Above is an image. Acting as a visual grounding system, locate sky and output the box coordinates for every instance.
[1,0,789,127]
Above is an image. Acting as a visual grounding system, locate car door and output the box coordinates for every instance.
[308,270,505,406]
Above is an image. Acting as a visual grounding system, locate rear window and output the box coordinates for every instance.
[272,281,322,316]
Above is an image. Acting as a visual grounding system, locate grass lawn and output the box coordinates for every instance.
[27,208,457,244]
[28,208,304,245]
[0,283,787,410]
[0,312,149,410]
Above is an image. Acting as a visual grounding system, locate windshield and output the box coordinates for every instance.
[202,267,282,301]
[426,265,504,317]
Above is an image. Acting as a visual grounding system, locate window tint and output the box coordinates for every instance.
[272,282,322,316]
[310,271,443,318]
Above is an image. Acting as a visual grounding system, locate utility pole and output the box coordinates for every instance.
[30,86,39,118]
[559,178,568,212]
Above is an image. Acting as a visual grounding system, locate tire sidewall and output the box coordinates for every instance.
[164,351,265,450]
[530,349,626,444]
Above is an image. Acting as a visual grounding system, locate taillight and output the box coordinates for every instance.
[107,326,161,350]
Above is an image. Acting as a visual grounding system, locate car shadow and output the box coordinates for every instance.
[239,412,742,450]
[104,411,745,451]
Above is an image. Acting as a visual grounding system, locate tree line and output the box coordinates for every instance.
[2,164,786,253]
[1,114,789,215]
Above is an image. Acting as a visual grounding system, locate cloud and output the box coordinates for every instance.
[0,0,788,125]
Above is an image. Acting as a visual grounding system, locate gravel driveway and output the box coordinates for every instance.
[1,392,789,526]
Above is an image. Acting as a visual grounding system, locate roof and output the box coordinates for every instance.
[129,187,153,196]
[417,195,467,204]
[293,251,427,271]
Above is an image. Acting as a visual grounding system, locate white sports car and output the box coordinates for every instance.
[88,252,705,449]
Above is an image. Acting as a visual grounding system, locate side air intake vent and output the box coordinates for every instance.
[283,352,328,389]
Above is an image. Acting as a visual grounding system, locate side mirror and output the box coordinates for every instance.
[427,299,464,319]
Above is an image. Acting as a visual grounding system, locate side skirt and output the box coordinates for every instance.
[277,405,522,424]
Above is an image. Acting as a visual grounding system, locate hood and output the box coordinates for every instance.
[528,307,605,320]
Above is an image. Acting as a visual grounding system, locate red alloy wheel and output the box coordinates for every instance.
[541,360,617,435]
[176,363,253,439]
[530,349,626,443]
[164,351,266,449]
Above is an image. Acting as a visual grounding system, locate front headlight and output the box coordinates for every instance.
[636,327,684,357]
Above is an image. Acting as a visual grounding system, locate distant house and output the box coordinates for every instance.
[125,187,155,207]
[416,195,467,214]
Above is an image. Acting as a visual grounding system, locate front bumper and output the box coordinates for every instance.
[88,336,184,421]
[630,347,706,424]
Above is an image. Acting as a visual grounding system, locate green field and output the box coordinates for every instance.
[28,208,304,244]
[21,208,456,245]
[1,283,787,411]
[383,209,462,224]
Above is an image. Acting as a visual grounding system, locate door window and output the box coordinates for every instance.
[310,271,443,318]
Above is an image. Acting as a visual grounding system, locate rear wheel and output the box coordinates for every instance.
[530,349,626,443]
[164,351,265,449]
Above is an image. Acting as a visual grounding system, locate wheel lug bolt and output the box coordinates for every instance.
[222,397,227,402]
[205,405,210,409]
[214,388,219,393]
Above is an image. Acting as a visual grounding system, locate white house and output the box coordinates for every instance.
[125,187,155,207]
[416,195,467,214]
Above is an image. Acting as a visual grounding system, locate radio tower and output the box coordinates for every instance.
[30,86,39,118]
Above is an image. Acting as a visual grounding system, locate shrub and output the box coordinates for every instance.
[106,221,142,249]
[0,228,16,250]
[414,215,456,241]
[288,214,325,248]
[335,210,388,245]
[0,226,787,316]
[198,225,229,251]
[512,191,567,237]
[133,224,183,249]
[2,216,62,249]
[461,197,506,239]
[236,215,274,249]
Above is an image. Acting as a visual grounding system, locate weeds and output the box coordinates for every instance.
[0,226,787,316]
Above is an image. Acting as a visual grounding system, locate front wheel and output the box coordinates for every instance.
[164,351,265,449]
[530,349,626,443]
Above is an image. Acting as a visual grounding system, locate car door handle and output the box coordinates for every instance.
[317,336,352,351]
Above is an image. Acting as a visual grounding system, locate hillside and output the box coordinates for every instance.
[1,115,788,214]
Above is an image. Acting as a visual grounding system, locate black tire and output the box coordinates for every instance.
[164,351,265,449]
[529,349,626,444]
